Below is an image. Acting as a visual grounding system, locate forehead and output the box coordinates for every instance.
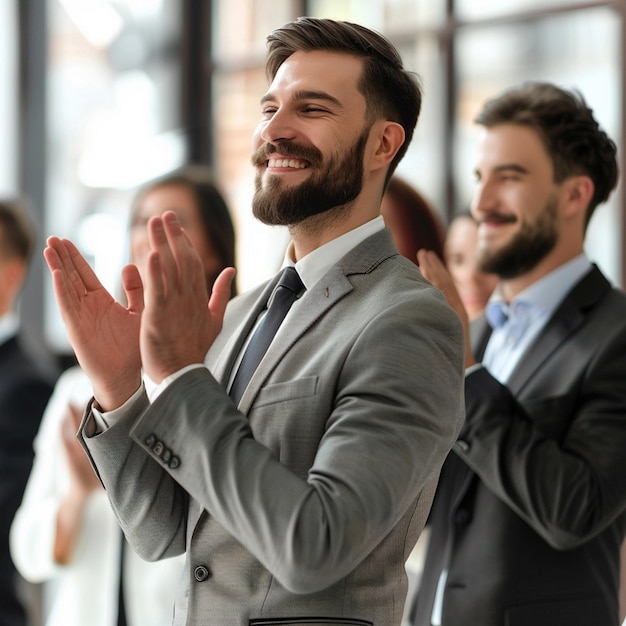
[265,50,365,107]
[475,123,554,174]
[136,185,198,217]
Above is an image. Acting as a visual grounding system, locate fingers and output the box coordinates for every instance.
[147,216,176,299]
[209,267,236,321]
[145,211,207,306]
[416,249,445,285]
[45,237,104,297]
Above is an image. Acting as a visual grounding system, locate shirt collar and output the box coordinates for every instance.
[486,254,592,328]
[280,216,385,291]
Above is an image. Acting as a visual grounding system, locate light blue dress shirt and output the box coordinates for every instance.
[482,254,592,383]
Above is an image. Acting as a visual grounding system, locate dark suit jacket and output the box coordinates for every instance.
[0,334,56,626]
[412,265,626,626]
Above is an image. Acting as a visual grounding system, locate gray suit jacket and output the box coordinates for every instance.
[81,229,465,625]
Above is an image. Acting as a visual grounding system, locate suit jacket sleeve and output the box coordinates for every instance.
[456,313,626,550]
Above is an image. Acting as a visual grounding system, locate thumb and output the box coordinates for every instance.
[209,267,236,321]
[121,264,145,315]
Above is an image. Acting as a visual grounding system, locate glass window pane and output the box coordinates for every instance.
[453,7,622,283]
[393,37,447,223]
[0,0,18,194]
[212,0,298,61]
[308,0,445,29]
[307,0,385,26]
[385,0,446,29]
[457,0,593,21]
[45,0,186,350]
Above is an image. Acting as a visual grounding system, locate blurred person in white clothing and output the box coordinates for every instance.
[10,165,237,626]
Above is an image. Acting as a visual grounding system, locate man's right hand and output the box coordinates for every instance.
[44,237,144,411]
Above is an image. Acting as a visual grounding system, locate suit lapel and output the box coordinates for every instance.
[506,265,610,395]
[456,265,611,505]
[236,229,398,413]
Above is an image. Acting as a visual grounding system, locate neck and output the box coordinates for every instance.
[500,247,583,302]
[289,196,381,261]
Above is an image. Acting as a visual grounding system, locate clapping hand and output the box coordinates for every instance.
[45,211,235,410]
[44,237,144,411]
[139,211,235,384]
[417,249,475,368]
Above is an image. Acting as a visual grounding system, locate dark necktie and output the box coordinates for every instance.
[229,267,303,405]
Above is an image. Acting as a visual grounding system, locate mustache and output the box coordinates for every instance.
[251,142,323,168]
[479,212,517,225]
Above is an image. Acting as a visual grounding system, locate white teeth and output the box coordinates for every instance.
[267,158,307,169]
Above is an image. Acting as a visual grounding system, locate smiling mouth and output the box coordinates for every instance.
[481,213,516,226]
[267,158,309,169]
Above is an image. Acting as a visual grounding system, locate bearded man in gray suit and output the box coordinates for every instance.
[44,17,465,626]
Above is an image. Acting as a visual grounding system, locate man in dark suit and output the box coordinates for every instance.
[413,82,626,626]
[0,200,56,625]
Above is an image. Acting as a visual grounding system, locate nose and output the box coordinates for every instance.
[258,107,298,145]
[470,178,497,220]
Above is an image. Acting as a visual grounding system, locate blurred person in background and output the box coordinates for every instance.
[10,165,237,626]
[381,175,445,263]
[444,211,498,321]
[412,82,626,626]
[0,199,57,626]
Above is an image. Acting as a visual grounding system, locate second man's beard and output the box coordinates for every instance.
[478,196,559,280]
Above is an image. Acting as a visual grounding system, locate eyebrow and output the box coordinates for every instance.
[260,90,343,109]
[474,163,530,178]
[494,164,529,175]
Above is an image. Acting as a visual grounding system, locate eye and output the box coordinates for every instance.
[131,216,149,230]
[261,106,277,119]
[303,105,332,117]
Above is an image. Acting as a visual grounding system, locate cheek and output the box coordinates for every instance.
[449,265,469,286]
[130,232,149,263]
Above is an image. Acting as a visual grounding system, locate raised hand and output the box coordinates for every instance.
[44,237,144,410]
[54,402,102,565]
[417,249,475,368]
[140,211,235,384]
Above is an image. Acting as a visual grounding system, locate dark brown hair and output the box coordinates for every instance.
[475,82,618,229]
[382,176,445,263]
[265,17,422,186]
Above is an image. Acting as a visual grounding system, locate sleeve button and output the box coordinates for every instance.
[194,565,211,582]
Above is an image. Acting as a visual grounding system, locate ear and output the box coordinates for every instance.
[561,174,594,220]
[368,121,405,173]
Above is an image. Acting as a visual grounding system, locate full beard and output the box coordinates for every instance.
[251,130,369,227]
[478,195,559,280]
